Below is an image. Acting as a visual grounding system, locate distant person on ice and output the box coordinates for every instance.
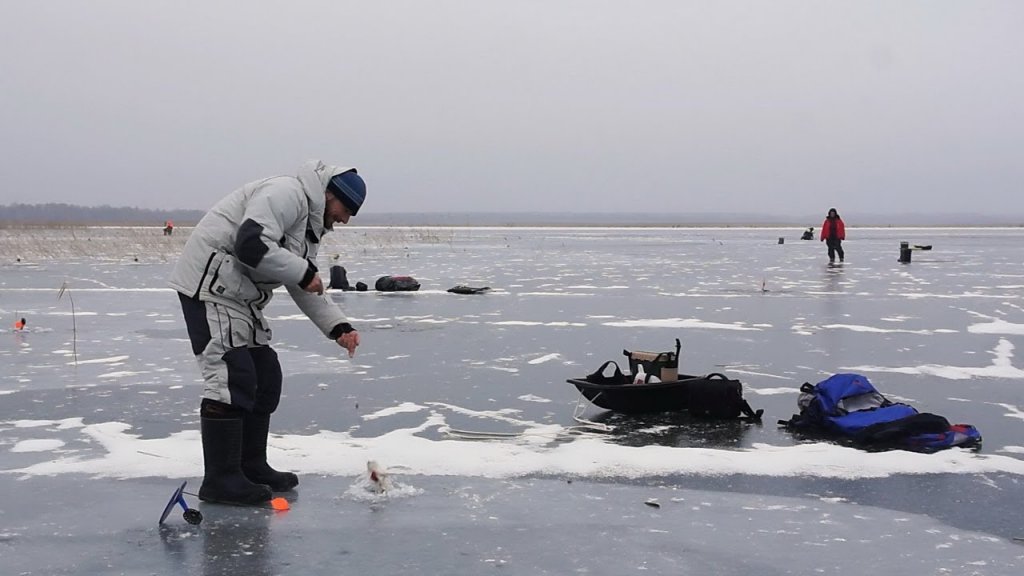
[169,160,365,506]
[163,220,174,236]
[14,317,26,330]
[819,208,846,263]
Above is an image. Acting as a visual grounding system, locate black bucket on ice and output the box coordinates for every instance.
[329,265,351,290]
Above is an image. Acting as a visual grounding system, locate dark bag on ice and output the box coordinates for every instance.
[779,373,982,452]
[375,275,421,292]
[447,285,491,294]
[687,375,763,421]
[329,265,352,290]
[853,412,951,444]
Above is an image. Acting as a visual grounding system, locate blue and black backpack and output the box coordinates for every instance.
[779,373,981,452]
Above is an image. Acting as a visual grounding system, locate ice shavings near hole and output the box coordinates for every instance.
[341,470,423,503]
[11,439,65,452]
[5,416,1024,481]
[361,402,426,420]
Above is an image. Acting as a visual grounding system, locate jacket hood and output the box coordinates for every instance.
[298,160,356,238]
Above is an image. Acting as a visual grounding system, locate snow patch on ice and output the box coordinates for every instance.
[603,318,762,331]
[11,439,65,452]
[517,394,552,403]
[4,416,1024,481]
[527,353,561,365]
[362,402,426,420]
[748,387,800,396]
[823,324,955,335]
[968,318,1024,335]
[71,355,130,365]
[846,339,1023,380]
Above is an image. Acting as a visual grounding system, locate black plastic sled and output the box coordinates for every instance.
[567,360,762,420]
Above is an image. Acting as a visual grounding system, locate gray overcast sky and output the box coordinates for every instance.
[2,1,1021,216]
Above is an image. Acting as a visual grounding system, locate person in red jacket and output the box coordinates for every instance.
[819,208,845,263]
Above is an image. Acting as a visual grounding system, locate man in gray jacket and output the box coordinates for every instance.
[170,159,364,505]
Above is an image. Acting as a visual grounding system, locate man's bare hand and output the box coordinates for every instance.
[304,273,325,295]
[337,330,360,357]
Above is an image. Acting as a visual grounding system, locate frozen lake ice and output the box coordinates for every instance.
[2,225,1023,574]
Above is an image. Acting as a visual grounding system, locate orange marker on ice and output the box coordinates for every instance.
[270,497,290,511]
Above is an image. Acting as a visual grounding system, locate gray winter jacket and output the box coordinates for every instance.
[169,160,355,340]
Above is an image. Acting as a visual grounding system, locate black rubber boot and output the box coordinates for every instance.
[241,413,299,492]
[199,417,273,505]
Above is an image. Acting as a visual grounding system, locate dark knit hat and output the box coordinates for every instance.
[327,170,366,216]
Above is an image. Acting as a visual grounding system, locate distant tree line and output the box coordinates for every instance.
[0,203,205,225]
[0,203,1019,227]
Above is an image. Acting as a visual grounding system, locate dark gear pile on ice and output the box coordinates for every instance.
[779,373,981,452]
